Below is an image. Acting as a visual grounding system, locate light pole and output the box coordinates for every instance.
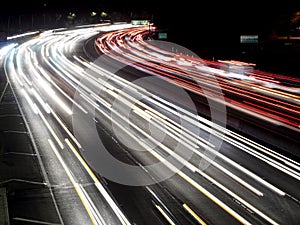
[43,3,47,28]
[7,16,10,35]
[18,15,22,32]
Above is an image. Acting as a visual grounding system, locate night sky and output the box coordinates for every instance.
[2,0,297,21]
[1,1,298,34]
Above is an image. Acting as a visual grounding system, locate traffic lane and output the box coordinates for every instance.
[87,105,263,225]
[106,87,298,224]
[217,138,300,200]
[146,98,300,219]
[89,115,244,225]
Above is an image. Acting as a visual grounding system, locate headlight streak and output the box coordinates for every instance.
[217,126,300,181]
[7,31,39,40]
[198,113,300,172]
[143,91,286,196]
[20,88,39,114]
[16,48,32,86]
[36,69,73,115]
[149,96,291,195]
[6,48,24,87]
[36,64,88,114]
[0,43,18,59]
[31,88,51,114]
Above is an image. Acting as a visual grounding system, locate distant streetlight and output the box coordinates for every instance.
[101,12,108,17]
[90,12,97,17]
[43,3,47,27]
[67,12,76,20]
[100,12,108,22]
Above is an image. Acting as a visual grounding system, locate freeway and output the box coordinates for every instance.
[1,23,300,225]
[95,25,300,132]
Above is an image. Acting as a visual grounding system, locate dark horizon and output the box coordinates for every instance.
[2,1,298,22]
[1,0,300,75]
[2,1,299,37]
